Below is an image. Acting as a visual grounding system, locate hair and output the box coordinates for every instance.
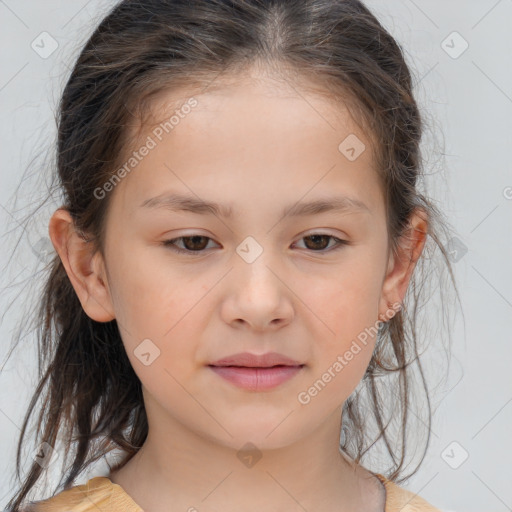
[3,0,461,510]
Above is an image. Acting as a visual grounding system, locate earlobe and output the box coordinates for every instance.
[48,208,115,322]
[379,209,428,318]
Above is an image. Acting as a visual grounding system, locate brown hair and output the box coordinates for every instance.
[4,0,460,510]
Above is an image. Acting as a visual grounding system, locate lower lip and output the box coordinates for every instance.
[209,365,304,391]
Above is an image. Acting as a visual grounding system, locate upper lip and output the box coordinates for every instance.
[209,352,303,368]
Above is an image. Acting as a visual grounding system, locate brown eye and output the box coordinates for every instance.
[162,233,348,257]
[162,236,217,255]
[294,234,348,253]
[303,234,331,251]
[180,236,210,251]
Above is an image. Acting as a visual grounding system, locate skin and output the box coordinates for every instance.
[49,65,427,512]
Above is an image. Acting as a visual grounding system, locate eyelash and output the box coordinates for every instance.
[161,233,349,256]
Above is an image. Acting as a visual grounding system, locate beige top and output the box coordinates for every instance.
[26,473,442,511]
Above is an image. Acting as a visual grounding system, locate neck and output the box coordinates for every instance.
[109,405,384,512]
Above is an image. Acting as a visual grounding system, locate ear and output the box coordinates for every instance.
[48,208,115,322]
[378,208,428,320]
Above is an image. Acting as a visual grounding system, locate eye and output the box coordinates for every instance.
[293,233,349,253]
[162,235,218,255]
[162,233,349,256]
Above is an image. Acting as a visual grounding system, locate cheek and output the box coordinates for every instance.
[300,256,384,388]
[308,257,385,337]
[302,284,378,407]
[106,247,205,371]
[107,244,188,331]
[111,277,200,401]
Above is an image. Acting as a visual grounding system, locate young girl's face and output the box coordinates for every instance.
[89,70,407,451]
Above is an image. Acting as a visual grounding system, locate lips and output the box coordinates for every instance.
[208,352,304,391]
[209,365,304,391]
[209,351,303,368]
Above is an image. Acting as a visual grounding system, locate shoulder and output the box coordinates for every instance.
[23,476,143,512]
[24,473,442,512]
[375,473,442,512]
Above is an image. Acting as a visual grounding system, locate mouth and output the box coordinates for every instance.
[208,364,305,391]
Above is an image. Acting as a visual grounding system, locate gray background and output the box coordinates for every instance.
[1,1,511,511]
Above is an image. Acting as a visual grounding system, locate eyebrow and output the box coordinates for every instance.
[140,192,371,218]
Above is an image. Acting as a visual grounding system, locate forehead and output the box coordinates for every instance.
[129,65,374,151]
[111,70,384,220]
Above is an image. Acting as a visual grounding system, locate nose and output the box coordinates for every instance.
[221,251,294,332]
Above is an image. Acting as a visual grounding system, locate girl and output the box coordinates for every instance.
[5,0,459,511]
